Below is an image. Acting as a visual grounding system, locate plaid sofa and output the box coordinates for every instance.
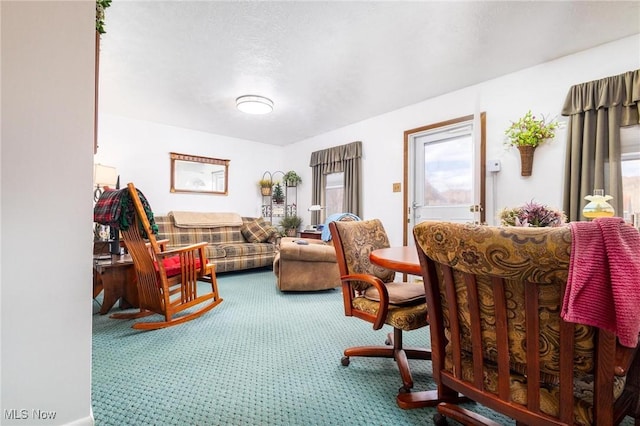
[154,215,278,273]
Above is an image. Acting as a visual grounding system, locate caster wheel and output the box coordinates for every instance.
[398,385,411,394]
[341,356,350,366]
[384,338,391,346]
[433,413,448,425]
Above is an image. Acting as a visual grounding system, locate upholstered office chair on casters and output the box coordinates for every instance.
[329,219,431,396]
[94,183,222,330]
[412,221,640,425]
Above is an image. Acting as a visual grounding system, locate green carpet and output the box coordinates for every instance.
[92,269,635,425]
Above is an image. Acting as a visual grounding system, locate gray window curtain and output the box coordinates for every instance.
[309,141,362,222]
[562,69,640,221]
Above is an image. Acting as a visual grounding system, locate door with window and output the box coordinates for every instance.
[404,114,486,244]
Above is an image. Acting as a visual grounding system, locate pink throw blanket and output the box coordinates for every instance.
[562,217,640,348]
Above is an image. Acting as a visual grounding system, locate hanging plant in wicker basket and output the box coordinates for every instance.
[517,145,536,177]
[505,110,559,176]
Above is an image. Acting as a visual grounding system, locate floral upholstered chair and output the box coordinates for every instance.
[329,219,431,397]
[412,221,640,425]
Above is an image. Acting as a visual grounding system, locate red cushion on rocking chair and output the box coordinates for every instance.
[157,256,202,277]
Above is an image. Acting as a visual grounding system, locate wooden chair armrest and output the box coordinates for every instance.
[155,242,209,276]
[143,238,170,255]
[154,241,208,257]
[342,273,389,330]
[155,238,170,251]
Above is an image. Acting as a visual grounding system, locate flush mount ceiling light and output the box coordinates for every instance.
[235,95,274,115]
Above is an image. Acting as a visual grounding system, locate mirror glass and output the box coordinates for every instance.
[170,152,229,195]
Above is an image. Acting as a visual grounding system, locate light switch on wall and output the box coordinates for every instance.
[392,182,401,192]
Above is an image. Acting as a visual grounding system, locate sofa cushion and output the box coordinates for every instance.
[219,243,276,258]
[205,245,227,260]
[241,218,278,243]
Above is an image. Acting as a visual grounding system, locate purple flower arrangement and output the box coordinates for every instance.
[500,200,567,228]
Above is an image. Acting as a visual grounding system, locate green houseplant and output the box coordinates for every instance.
[96,0,112,34]
[280,215,303,237]
[505,110,559,148]
[505,110,559,176]
[272,182,285,203]
[283,170,302,187]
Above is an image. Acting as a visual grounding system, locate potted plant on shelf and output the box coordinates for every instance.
[283,170,302,187]
[272,182,285,203]
[280,215,303,237]
[259,178,273,196]
[504,110,559,176]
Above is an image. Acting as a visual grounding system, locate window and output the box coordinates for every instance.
[324,172,344,220]
[621,125,640,225]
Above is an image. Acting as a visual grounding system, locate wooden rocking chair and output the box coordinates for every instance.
[111,183,222,330]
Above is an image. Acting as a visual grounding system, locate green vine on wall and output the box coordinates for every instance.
[96,0,112,34]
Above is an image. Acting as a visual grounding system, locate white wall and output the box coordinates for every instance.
[1,2,94,425]
[95,114,284,216]
[98,35,640,247]
[285,34,640,245]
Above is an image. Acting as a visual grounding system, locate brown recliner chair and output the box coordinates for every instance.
[411,220,640,425]
[273,237,341,291]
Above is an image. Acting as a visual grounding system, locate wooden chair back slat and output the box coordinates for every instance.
[420,248,446,386]
[558,282,575,424]
[442,265,463,380]
[594,330,616,426]
[524,280,541,412]
[491,277,511,401]
[464,273,484,390]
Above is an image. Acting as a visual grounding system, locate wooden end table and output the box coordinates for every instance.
[299,230,323,240]
[93,254,138,315]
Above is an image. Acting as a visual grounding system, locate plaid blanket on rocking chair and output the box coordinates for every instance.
[93,188,158,236]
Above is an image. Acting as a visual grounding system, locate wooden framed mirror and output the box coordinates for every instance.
[170,152,229,195]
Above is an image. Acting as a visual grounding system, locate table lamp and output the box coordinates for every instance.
[582,189,615,219]
[93,163,118,201]
[308,205,325,229]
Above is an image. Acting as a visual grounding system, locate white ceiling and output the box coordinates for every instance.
[98,1,640,146]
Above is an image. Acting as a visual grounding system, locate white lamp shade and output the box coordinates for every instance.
[94,164,118,186]
[236,95,274,115]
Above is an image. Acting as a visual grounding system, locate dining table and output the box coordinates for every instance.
[369,245,421,276]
